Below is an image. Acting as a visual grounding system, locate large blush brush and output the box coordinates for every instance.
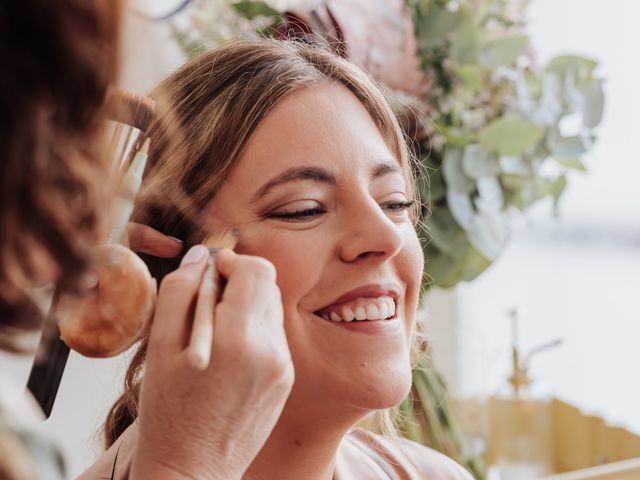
[187,228,239,370]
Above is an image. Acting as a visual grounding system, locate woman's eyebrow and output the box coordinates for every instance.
[251,161,403,203]
[252,166,337,202]
[372,161,402,179]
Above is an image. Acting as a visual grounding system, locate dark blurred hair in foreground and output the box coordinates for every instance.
[0,0,122,351]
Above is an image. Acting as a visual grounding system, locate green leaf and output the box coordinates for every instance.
[462,144,501,178]
[548,134,587,159]
[442,149,475,193]
[459,244,493,282]
[422,243,460,289]
[580,80,605,128]
[451,63,484,91]
[541,175,568,208]
[478,118,544,156]
[467,212,508,260]
[417,7,464,48]
[546,55,598,77]
[478,35,529,69]
[423,239,491,288]
[426,168,447,202]
[447,191,475,230]
[170,26,208,59]
[423,207,469,258]
[232,0,280,20]
[451,19,483,64]
[475,176,504,213]
[444,128,476,148]
[555,158,587,171]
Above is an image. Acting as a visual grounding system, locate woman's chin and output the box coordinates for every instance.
[336,366,413,412]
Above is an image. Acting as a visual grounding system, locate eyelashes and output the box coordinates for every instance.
[268,207,325,220]
[267,200,415,222]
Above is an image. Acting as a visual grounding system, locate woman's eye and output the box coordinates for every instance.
[268,205,326,221]
[382,200,415,214]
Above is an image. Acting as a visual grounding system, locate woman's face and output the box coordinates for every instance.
[208,82,423,416]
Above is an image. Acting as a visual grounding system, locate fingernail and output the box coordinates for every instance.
[180,245,208,266]
[168,236,183,244]
[79,269,99,290]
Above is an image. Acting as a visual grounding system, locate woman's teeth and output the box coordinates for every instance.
[318,296,396,322]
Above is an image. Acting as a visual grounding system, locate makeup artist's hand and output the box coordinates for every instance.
[131,245,294,480]
[124,222,183,258]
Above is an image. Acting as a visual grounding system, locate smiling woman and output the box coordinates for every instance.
[80,39,472,480]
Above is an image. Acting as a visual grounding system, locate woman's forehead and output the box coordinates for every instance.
[233,83,397,179]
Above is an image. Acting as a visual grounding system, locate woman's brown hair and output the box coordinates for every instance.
[104,38,420,447]
[0,0,122,351]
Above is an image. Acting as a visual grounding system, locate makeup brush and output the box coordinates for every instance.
[105,88,155,132]
[108,138,150,245]
[105,89,155,175]
[26,91,155,417]
[187,228,239,370]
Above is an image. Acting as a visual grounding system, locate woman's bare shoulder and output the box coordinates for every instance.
[345,428,474,480]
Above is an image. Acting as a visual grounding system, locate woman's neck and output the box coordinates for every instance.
[242,395,364,480]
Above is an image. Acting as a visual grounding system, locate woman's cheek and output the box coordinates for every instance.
[249,233,322,300]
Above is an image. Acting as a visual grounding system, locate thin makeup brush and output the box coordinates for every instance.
[187,228,240,370]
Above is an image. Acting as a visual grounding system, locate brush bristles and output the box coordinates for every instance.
[105,89,155,131]
[204,228,240,251]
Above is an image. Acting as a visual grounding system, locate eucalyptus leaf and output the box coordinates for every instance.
[442,126,476,148]
[555,158,587,171]
[475,176,504,213]
[451,19,482,64]
[478,118,544,156]
[459,245,492,282]
[426,168,447,202]
[548,134,587,159]
[424,239,491,288]
[417,7,464,47]
[546,175,568,205]
[451,64,484,91]
[447,191,475,230]
[499,155,530,175]
[478,35,528,69]
[443,149,475,193]
[232,0,280,20]
[580,80,605,128]
[546,55,598,77]
[423,207,469,258]
[423,242,460,289]
[533,73,563,126]
[462,144,501,178]
[467,212,508,260]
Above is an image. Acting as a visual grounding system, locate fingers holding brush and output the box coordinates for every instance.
[149,245,208,354]
[135,244,293,480]
[186,228,239,370]
[212,249,292,382]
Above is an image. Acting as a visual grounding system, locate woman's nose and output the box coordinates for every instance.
[337,196,404,264]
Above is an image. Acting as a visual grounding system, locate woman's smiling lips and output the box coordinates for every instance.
[312,283,403,334]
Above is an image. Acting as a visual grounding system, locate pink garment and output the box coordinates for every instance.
[78,422,473,480]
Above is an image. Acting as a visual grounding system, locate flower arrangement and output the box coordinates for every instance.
[172,0,604,289]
